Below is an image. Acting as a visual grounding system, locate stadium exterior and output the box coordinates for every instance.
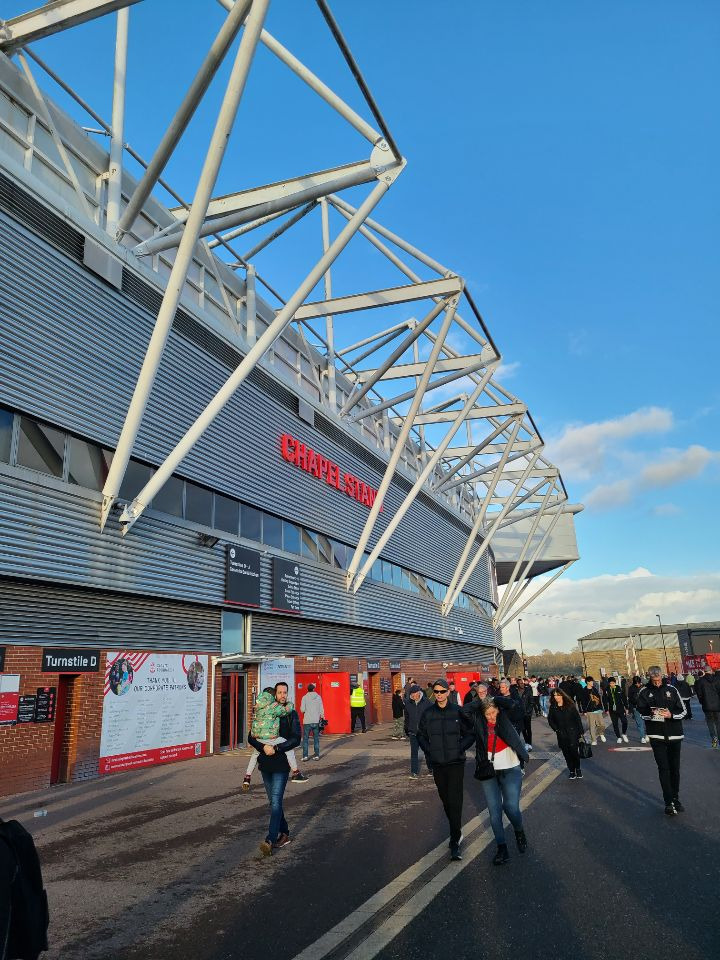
[0,1,580,797]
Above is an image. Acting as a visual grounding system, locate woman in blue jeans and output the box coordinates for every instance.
[463,696,529,866]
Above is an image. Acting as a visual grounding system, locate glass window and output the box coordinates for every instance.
[221,610,245,655]
[283,521,301,555]
[185,481,212,526]
[0,407,13,462]
[317,534,333,565]
[119,459,152,501]
[153,475,184,517]
[68,437,112,490]
[392,564,403,588]
[262,513,283,549]
[371,559,383,582]
[330,540,347,570]
[382,560,393,586]
[241,504,262,541]
[301,529,319,561]
[401,569,411,591]
[214,493,239,535]
[16,417,64,477]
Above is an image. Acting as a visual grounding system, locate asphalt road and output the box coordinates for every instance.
[3,713,719,960]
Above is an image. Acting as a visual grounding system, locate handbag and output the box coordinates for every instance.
[474,731,498,781]
[318,717,328,733]
[578,737,593,760]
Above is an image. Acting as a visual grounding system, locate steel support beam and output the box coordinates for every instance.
[106,7,129,236]
[345,295,460,586]
[496,562,574,633]
[351,350,492,383]
[0,0,140,52]
[101,0,271,529]
[119,175,397,532]
[319,197,337,407]
[116,0,252,238]
[293,276,462,321]
[393,402,525,426]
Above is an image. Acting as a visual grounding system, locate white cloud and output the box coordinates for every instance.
[548,407,673,481]
[652,503,682,517]
[584,444,719,511]
[501,568,720,654]
[495,361,521,380]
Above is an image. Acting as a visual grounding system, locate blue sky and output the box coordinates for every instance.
[13,0,719,649]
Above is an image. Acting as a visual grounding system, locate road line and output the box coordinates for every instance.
[290,760,561,960]
[341,760,563,960]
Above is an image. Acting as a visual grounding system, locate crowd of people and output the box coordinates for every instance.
[243,664,720,863]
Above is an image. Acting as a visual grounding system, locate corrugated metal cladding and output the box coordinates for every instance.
[0,578,221,652]
[251,614,496,665]
[0,207,491,601]
[0,472,495,647]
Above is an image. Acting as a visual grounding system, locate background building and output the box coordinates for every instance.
[577,621,720,678]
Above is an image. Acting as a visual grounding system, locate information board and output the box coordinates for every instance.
[272,558,301,614]
[35,687,56,723]
[225,545,261,607]
[0,674,20,726]
[99,652,208,775]
[17,696,37,723]
[259,657,295,696]
[379,678,392,694]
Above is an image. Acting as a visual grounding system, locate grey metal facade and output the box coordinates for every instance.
[0,178,498,657]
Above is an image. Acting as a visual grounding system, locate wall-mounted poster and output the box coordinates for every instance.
[0,674,20,726]
[259,657,295,697]
[99,652,208,774]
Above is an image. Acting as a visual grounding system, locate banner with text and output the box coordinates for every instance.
[99,652,208,774]
[259,657,295,699]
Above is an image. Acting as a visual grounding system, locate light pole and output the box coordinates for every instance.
[656,613,670,675]
[518,618,526,677]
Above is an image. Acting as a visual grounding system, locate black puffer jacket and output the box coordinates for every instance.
[696,673,720,713]
[603,685,628,714]
[403,694,430,735]
[392,692,405,719]
[417,702,474,766]
[548,703,584,744]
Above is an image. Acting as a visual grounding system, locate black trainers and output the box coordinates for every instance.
[568,771,577,780]
[291,771,309,783]
[673,799,685,813]
[515,830,528,853]
[492,844,509,866]
[576,770,583,779]
[450,845,462,861]
[664,803,677,816]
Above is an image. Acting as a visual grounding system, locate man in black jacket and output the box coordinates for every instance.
[417,678,474,861]
[404,685,432,778]
[248,682,302,856]
[603,677,629,743]
[637,666,687,815]
[516,678,535,751]
[498,679,524,736]
[695,668,720,747]
[391,689,406,740]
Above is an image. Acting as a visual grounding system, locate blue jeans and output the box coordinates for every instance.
[480,766,524,845]
[260,769,289,843]
[631,707,646,739]
[540,695,550,716]
[409,733,432,775]
[303,723,320,759]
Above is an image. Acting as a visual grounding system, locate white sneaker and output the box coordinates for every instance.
[591,740,597,746]
[641,736,648,743]
[622,735,629,743]
[600,735,606,742]
[526,744,533,751]
[617,737,622,744]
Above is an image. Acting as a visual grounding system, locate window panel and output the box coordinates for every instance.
[301,529,319,561]
[371,559,383,582]
[221,610,245,655]
[392,564,403,588]
[317,534,333,565]
[330,539,347,570]
[0,407,13,462]
[262,513,283,549]
[214,494,239,535]
[381,560,393,585]
[68,436,112,490]
[185,482,213,526]
[119,460,152,502]
[241,504,262,541]
[16,417,64,477]
[153,475,184,517]
[283,521,301,555]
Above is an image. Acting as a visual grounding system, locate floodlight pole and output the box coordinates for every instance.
[119,173,400,532]
[656,613,670,675]
[101,0,271,529]
[106,6,129,236]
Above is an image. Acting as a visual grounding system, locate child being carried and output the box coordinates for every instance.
[241,688,302,791]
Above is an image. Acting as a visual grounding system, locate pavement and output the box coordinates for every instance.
[2,714,719,960]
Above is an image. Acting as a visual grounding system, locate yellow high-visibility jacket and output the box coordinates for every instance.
[350,686,366,707]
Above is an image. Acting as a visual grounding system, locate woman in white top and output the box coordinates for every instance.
[463,696,530,865]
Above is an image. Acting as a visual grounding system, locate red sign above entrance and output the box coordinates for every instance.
[280,434,382,511]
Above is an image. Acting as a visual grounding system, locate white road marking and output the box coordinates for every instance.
[290,760,562,960]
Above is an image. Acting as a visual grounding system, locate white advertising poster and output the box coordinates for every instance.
[99,652,208,774]
[259,657,295,696]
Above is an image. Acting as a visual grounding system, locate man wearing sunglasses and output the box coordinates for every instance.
[417,678,475,861]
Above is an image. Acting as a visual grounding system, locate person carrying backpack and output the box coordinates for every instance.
[0,817,49,960]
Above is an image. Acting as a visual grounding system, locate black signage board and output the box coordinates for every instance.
[331,662,339,670]
[225,546,261,607]
[17,696,37,724]
[349,673,358,687]
[35,687,56,723]
[366,660,381,671]
[42,648,100,673]
[380,678,392,694]
[272,558,301,614]
[389,661,401,671]
[0,647,5,672]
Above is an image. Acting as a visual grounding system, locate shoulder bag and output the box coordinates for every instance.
[474,730,498,781]
[578,736,593,760]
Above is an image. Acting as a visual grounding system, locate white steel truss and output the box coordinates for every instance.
[0,0,581,628]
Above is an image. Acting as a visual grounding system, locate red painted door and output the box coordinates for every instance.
[447,670,480,705]
[318,672,351,734]
[50,675,72,785]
